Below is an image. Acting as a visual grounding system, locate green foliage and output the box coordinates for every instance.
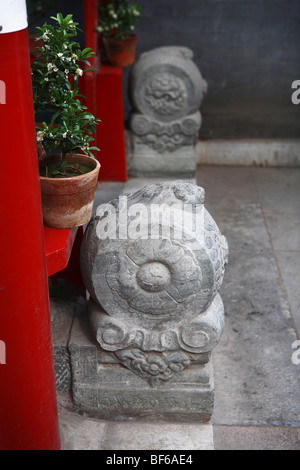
[97,0,141,40]
[31,13,100,158]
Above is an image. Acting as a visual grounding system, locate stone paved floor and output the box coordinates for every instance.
[196,165,300,449]
[54,165,300,450]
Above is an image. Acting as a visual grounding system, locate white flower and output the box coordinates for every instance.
[47,63,58,72]
[36,130,45,142]
[76,68,83,76]
[44,77,49,81]
[63,43,67,50]
[45,44,50,50]
[65,69,69,74]
[57,53,63,58]
[72,53,78,59]
[63,132,68,138]
[42,31,49,41]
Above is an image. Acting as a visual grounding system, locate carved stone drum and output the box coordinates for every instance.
[79,181,228,421]
[128,47,207,177]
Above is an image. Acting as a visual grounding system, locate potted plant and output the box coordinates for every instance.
[97,0,142,67]
[31,13,101,229]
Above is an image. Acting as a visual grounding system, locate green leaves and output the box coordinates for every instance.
[31,13,100,158]
[51,160,68,176]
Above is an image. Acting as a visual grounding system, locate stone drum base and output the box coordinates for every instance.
[128,141,197,178]
[70,315,214,422]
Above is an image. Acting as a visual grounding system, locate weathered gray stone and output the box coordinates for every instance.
[49,284,78,391]
[78,181,228,420]
[68,305,214,422]
[127,47,207,177]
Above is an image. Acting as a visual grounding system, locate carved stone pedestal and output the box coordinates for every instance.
[128,47,207,177]
[70,308,214,422]
[79,181,228,421]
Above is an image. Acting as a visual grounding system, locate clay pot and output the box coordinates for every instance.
[103,34,137,67]
[39,154,100,229]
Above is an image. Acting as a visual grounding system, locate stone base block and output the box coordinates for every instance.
[73,364,214,423]
[128,141,197,178]
[69,313,214,422]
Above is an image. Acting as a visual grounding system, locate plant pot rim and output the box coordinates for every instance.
[103,33,137,43]
[39,153,100,183]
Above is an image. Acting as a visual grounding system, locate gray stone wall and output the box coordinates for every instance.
[123,0,300,139]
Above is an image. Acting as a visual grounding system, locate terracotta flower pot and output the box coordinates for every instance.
[39,154,100,229]
[103,34,137,67]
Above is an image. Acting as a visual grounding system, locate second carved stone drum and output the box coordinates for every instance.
[80,181,228,421]
[128,47,207,177]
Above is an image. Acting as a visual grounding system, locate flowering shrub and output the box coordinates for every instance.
[31,13,100,160]
[97,0,141,40]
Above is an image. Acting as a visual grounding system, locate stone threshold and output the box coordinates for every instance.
[196,139,300,167]
[58,403,214,450]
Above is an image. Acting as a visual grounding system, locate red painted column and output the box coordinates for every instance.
[83,0,127,182]
[0,3,60,450]
[97,66,127,181]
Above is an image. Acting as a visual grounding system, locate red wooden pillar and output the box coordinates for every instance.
[83,0,127,182]
[0,2,60,450]
[96,65,127,181]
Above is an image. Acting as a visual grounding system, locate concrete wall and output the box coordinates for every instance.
[123,0,300,139]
